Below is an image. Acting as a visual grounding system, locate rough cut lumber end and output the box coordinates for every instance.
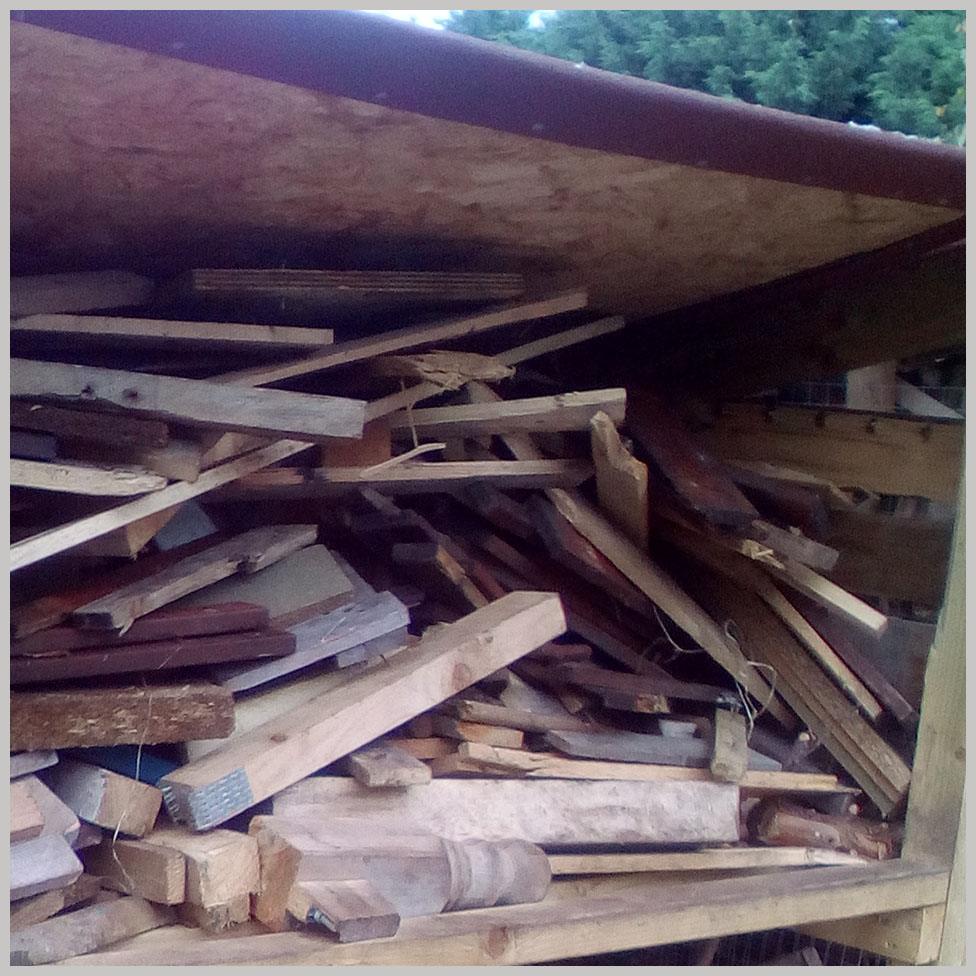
[710,708,749,784]
[345,743,433,787]
[83,836,187,905]
[288,879,401,943]
[41,759,162,837]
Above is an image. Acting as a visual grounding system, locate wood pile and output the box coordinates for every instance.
[9,268,959,964]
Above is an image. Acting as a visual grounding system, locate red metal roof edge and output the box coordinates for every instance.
[15,9,966,211]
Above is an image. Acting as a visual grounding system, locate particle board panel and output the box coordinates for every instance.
[10,23,959,317]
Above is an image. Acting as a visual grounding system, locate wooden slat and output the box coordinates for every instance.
[274,776,740,846]
[11,458,167,496]
[158,592,567,829]
[590,410,649,549]
[10,438,311,571]
[448,742,851,795]
[10,833,83,900]
[549,847,868,875]
[11,779,45,842]
[11,683,235,751]
[389,389,625,438]
[13,313,334,348]
[214,292,587,387]
[345,743,433,788]
[11,358,366,441]
[12,602,270,657]
[447,699,592,734]
[10,750,59,778]
[70,525,316,630]
[220,459,593,498]
[58,862,950,966]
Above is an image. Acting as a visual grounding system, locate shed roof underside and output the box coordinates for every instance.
[10,18,964,321]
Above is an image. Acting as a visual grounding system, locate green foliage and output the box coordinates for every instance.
[442,9,966,141]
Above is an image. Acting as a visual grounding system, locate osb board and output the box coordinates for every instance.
[10,24,960,319]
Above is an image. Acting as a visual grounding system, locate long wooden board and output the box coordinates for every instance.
[10,399,170,448]
[11,458,167,496]
[158,592,566,829]
[10,833,83,900]
[11,683,235,751]
[13,313,334,348]
[215,292,587,386]
[274,776,740,846]
[220,459,593,499]
[389,389,626,438]
[590,410,649,548]
[549,847,868,875]
[10,438,312,571]
[445,743,850,795]
[11,358,366,441]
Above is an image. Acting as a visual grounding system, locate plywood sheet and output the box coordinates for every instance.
[10,23,959,319]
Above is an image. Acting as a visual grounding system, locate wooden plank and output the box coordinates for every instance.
[903,475,966,867]
[698,403,964,503]
[141,827,260,908]
[11,629,296,685]
[543,730,780,771]
[13,313,335,348]
[10,875,102,933]
[288,879,401,943]
[159,592,566,829]
[173,543,353,626]
[11,683,235,751]
[793,600,918,728]
[449,742,849,795]
[344,743,432,788]
[10,896,174,966]
[627,389,758,530]
[320,419,391,468]
[11,750,59,778]
[83,836,186,904]
[495,316,625,367]
[274,777,740,846]
[590,409,649,548]
[10,458,167,496]
[215,292,588,386]
[764,557,888,637]
[747,519,838,571]
[710,708,748,783]
[430,715,525,749]
[41,760,162,837]
[10,833,83,900]
[10,399,170,448]
[11,358,366,441]
[683,569,910,815]
[70,524,316,630]
[727,464,831,539]
[11,778,45,842]
[389,389,626,438]
[19,774,81,845]
[447,699,592,734]
[372,349,514,387]
[56,862,950,966]
[11,270,153,315]
[13,602,270,657]
[220,459,593,499]
[545,489,793,728]
[10,438,312,571]
[211,590,409,693]
[72,437,204,484]
[549,847,868,875]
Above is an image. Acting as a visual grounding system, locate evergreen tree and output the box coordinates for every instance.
[441,9,965,142]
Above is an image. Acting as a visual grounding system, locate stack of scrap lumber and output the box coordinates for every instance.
[9,268,956,965]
